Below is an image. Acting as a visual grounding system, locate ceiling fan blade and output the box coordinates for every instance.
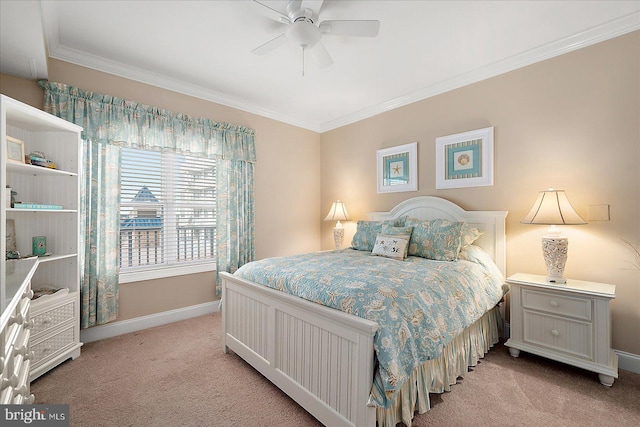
[251,33,287,55]
[319,20,380,37]
[252,0,291,24]
[309,42,333,68]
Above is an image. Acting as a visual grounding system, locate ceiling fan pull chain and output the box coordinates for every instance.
[301,45,306,77]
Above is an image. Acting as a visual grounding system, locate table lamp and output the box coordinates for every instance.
[521,188,586,284]
[324,200,350,250]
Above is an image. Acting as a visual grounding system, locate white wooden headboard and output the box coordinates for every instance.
[368,196,508,275]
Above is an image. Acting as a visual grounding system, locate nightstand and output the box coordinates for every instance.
[505,273,618,386]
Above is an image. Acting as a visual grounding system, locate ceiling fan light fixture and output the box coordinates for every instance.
[251,0,379,73]
[285,21,321,48]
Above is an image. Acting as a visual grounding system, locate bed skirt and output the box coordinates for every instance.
[376,306,502,427]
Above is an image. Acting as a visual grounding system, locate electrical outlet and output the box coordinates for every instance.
[587,204,610,221]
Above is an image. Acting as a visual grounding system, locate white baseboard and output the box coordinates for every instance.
[80,301,220,343]
[616,349,640,374]
[503,322,640,374]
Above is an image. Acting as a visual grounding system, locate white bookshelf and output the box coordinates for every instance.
[1,94,83,382]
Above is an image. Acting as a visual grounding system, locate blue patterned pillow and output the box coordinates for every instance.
[351,219,404,252]
[380,224,413,238]
[404,218,464,261]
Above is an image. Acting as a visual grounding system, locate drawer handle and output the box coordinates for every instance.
[9,313,24,325]
[25,394,35,404]
[14,384,28,395]
[549,300,559,308]
[1,374,18,389]
[551,329,559,337]
[24,351,35,361]
[22,290,34,300]
[25,319,35,330]
[14,345,29,357]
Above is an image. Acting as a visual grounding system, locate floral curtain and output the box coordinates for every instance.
[39,81,256,327]
[216,159,254,295]
[80,141,120,327]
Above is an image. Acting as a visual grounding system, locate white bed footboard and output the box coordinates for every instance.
[221,272,378,427]
[221,196,507,426]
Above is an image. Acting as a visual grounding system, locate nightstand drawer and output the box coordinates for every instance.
[523,310,593,360]
[522,289,592,321]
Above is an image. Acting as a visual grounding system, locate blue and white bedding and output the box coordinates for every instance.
[234,246,505,408]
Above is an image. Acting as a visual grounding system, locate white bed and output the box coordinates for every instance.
[220,196,507,427]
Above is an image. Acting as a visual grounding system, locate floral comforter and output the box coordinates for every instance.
[234,248,505,408]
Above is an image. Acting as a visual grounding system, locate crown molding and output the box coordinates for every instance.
[316,11,640,133]
[48,43,320,130]
[43,7,639,134]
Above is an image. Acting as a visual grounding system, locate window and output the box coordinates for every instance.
[119,147,216,282]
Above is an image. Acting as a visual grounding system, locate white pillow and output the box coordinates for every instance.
[371,234,410,261]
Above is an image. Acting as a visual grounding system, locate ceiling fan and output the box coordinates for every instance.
[251,0,380,75]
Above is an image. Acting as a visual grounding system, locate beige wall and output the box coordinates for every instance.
[1,62,322,322]
[2,31,637,353]
[321,32,640,354]
[0,73,43,110]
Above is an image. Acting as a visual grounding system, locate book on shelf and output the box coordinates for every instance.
[13,202,64,210]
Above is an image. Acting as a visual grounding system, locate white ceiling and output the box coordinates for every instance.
[1,1,639,132]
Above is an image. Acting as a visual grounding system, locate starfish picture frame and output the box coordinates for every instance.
[377,142,417,193]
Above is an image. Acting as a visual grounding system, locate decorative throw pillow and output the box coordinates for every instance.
[460,223,484,248]
[379,225,413,258]
[371,234,410,261]
[404,218,464,261]
[351,219,404,252]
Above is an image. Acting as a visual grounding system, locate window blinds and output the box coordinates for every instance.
[119,147,216,271]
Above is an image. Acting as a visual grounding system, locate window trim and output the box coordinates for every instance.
[119,262,215,284]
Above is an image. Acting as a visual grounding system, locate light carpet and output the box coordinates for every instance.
[31,313,640,426]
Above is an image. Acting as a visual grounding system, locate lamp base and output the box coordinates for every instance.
[542,236,568,284]
[333,227,345,250]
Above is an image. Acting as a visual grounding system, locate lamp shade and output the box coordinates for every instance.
[521,189,586,225]
[324,200,350,222]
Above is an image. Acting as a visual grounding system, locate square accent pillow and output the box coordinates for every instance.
[351,219,404,252]
[404,218,464,261]
[371,234,410,261]
[379,225,413,258]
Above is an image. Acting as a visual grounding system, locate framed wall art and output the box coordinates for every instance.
[6,136,25,164]
[435,126,494,189]
[377,142,417,193]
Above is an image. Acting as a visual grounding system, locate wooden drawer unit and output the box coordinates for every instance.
[505,273,618,386]
[29,291,82,381]
[1,258,37,405]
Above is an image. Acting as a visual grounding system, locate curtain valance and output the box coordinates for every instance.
[38,81,256,162]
